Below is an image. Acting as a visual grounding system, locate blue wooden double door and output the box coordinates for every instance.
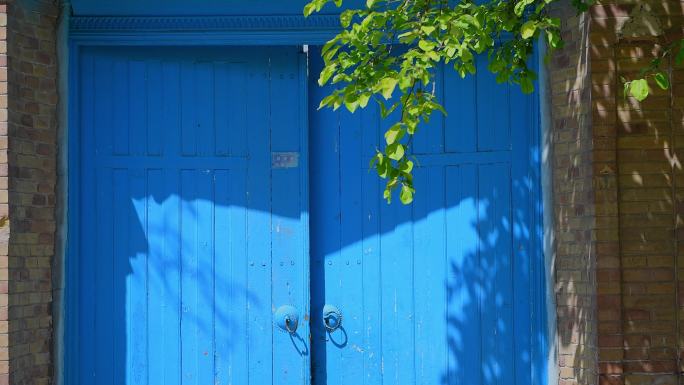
[73,45,542,385]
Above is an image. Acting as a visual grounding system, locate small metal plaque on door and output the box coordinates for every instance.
[272,152,299,169]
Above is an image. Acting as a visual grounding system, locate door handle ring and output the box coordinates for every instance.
[275,305,299,334]
[284,315,298,334]
[323,304,342,332]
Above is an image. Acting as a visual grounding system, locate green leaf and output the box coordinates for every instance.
[358,93,371,108]
[369,152,383,168]
[319,94,337,110]
[629,78,649,101]
[387,143,405,161]
[379,77,398,100]
[514,0,534,16]
[384,123,405,145]
[418,40,436,52]
[421,25,436,35]
[399,184,414,205]
[383,188,392,203]
[489,57,505,73]
[546,30,562,48]
[378,101,399,118]
[520,76,534,94]
[458,14,480,29]
[303,2,316,16]
[366,0,376,7]
[521,21,537,39]
[340,10,353,28]
[377,157,389,178]
[318,64,336,86]
[399,160,414,174]
[654,72,670,90]
[345,99,359,113]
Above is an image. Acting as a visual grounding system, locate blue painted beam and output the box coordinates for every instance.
[71,0,364,17]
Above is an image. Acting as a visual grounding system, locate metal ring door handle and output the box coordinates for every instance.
[275,305,299,334]
[322,304,342,332]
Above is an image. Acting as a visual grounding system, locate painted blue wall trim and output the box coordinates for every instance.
[70,0,364,17]
[70,15,341,33]
[69,15,343,45]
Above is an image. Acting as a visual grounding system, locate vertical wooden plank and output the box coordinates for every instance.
[215,63,248,157]
[376,98,415,385]
[476,57,510,151]
[308,47,339,384]
[112,170,129,385]
[214,170,231,384]
[298,50,312,385]
[195,170,215,384]
[128,169,148,385]
[156,60,182,385]
[511,87,533,385]
[214,63,230,157]
[245,53,273,385]
[444,62,476,153]
[195,63,215,156]
[478,164,513,385]
[181,63,197,156]
[111,58,129,156]
[413,166,447,385]
[129,61,147,156]
[147,61,163,156]
[163,170,182,385]
[94,168,114,385]
[230,170,249,383]
[147,169,166,385]
[270,48,306,385]
[229,64,248,157]
[337,93,365,385]
[379,190,415,385]
[360,106,382,385]
[78,51,96,385]
[180,170,199,385]
[94,55,113,157]
[162,62,181,158]
[445,165,480,385]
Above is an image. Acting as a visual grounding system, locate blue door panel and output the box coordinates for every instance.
[73,43,541,385]
[309,49,537,385]
[75,46,309,385]
[413,165,447,385]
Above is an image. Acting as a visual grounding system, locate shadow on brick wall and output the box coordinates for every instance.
[6,1,59,384]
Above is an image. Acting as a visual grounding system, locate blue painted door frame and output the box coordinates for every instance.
[66,13,548,385]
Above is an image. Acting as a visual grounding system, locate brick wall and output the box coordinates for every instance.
[6,0,59,384]
[590,2,683,385]
[0,3,8,385]
[548,2,599,385]
[549,1,684,385]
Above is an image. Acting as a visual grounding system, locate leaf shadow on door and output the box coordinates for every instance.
[75,46,310,385]
[308,46,552,385]
[74,45,557,385]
